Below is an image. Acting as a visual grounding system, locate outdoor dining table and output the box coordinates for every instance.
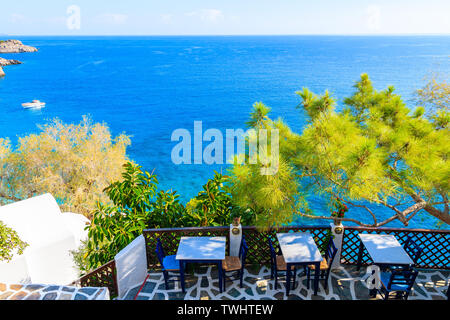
[175,236,226,293]
[356,234,414,270]
[357,234,415,297]
[277,232,323,296]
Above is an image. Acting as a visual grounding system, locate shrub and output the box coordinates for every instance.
[0,116,130,217]
[0,220,28,262]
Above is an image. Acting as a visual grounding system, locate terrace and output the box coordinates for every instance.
[77,225,450,301]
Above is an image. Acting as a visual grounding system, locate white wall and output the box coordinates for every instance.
[0,194,89,285]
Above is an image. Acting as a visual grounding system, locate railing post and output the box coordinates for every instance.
[229,221,242,257]
[331,222,344,269]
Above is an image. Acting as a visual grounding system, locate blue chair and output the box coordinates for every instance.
[268,239,297,289]
[376,269,419,300]
[305,239,338,290]
[403,236,424,265]
[222,236,249,290]
[389,236,424,272]
[155,238,181,289]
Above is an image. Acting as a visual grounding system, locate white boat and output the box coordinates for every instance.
[22,100,46,109]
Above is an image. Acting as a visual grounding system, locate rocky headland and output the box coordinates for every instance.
[0,40,38,53]
[0,57,22,77]
[0,40,36,77]
[0,58,22,66]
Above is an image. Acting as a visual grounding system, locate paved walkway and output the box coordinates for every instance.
[125,265,449,300]
[0,283,109,300]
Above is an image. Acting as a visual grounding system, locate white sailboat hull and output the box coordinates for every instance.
[22,102,46,109]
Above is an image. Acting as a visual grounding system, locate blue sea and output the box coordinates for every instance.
[0,36,449,229]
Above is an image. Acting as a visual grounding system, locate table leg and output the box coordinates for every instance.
[357,241,364,271]
[218,261,223,293]
[369,266,377,297]
[179,261,186,293]
[313,262,320,296]
[286,264,291,296]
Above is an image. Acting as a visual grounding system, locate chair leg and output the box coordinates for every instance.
[306,268,310,289]
[163,271,169,289]
[223,273,227,291]
[293,268,297,289]
[239,270,244,288]
[275,273,278,289]
[324,271,330,290]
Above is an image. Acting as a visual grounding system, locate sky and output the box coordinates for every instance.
[1,0,449,36]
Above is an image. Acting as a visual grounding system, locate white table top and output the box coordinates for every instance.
[359,234,414,265]
[276,232,323,264]
[175,236,226,261]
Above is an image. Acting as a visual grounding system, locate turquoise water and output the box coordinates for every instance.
[0,36,449,228]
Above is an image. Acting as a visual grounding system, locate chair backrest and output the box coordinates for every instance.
[403,236,424,264]
[155,238,166,266]
[268,239,277,269]
[324,239,338,269]
[239,236,249,268]
[387,269,419,291]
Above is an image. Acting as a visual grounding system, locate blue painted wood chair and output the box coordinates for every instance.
[403,236,424,265]
[268,238,297,289]
[376,268,419,300]
[155,238,182,289]
[389,236,424,272]
[222,236,249,290]
[305,238,338,290]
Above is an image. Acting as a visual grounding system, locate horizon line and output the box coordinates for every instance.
[3,33,450,37]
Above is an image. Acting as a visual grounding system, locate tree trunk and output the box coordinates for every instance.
[409,193,450,225]
[423,204,450,225]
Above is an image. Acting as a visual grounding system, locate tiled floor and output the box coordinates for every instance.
[0,283,109,300]
[124,265,449,300]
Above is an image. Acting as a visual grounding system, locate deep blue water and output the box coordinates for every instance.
[0,36,449,229]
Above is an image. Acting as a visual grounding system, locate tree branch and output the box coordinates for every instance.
[0,191,22,203]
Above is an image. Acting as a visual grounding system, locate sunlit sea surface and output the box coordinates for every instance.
[1,36,449,229]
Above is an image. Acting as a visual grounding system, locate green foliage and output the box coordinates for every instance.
[83,162,158,269]
[229,103,300,228]
[70,239,90,275]
[331,197,348,220]
[186,172,254,227]
[79,165,254,271]
[231,73,449,227]
[415,74,449,123]
[151,190,188,228]
[0,220,28,262]
[296,88,336,120]
[229,156,299,228]
[245,102,271,129]
[297,74,449,226]
[104,162,157,213]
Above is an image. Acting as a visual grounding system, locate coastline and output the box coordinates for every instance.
[0,40,38,53]
[0,40,37,76]
[0,59,22,77]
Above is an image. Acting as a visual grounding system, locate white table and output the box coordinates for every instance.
[357,234,414,270]
[277,232,323,295]
[176,236,226,292]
